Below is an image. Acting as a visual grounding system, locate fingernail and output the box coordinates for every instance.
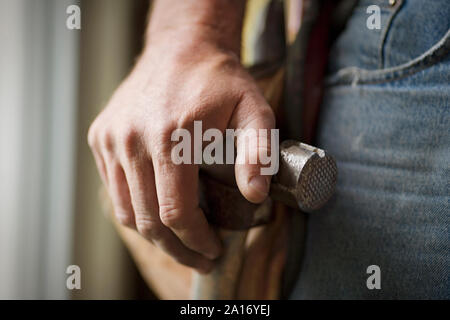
[249,175,270,198]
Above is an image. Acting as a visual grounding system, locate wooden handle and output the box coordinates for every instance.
[191,230,248,299]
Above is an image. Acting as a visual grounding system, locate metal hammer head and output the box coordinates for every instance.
[271,140,337,212]
[199,140,337,230]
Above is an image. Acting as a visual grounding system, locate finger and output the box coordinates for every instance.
[122,157,215,272]
[104,160,135,228]
[152,147,222,260]
[230,92,276,204]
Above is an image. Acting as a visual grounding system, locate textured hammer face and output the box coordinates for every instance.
[296,149,337,212]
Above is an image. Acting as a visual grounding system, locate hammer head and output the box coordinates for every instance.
[199,140,337,230]
[271,141,337,212]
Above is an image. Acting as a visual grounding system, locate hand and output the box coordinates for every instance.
[88,36,275,273]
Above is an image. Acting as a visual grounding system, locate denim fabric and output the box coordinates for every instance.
[290,0,450,299]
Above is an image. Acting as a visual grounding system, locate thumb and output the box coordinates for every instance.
[230,93,277,204]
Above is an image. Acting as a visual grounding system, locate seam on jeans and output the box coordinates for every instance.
[325,28,450,86]
[379,0,404,69]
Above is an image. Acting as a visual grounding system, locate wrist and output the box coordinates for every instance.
[147,24,241,57]
[139,28,242,74]
[145,0,245,56]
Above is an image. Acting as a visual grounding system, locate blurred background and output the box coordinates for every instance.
[0,0,153,299]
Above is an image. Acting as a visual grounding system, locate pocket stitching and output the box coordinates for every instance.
[325,28,450,86]
[379,0,404,69]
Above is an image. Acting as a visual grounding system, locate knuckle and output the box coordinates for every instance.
[98,128,114,154]
[147,118,173,142]
[159,121,178,143]
[159,203,186,229]
[118,125,142,159]
[150,124,178,162]
[115,211,135,228]
[136,218,164,240]
[87,119,101,149]
[245,104,275,126]
[259,107,276,126]
[179,103,208,124]
[239,92,275,122]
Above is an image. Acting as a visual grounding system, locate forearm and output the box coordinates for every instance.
[146,0,246,55]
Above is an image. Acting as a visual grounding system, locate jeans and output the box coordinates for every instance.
[290,0,450,299]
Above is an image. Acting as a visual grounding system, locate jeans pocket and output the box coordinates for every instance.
[326,28,450,86]
[326,0,450,86]
[381,0,450,69]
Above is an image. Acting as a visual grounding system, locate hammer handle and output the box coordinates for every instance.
[191,230,248,299]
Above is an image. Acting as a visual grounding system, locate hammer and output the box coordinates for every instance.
[192,140,337,299]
